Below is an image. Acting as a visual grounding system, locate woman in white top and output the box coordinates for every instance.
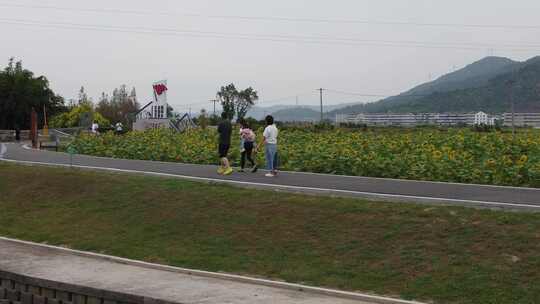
[257,115,279,177]
[91,121,99,135]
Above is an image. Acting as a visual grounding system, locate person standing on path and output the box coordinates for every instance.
[91,121,99,135]
[14,125,21,142]
[115,122,123,135]
[239,120,257,173]
[256,115,279,177]
[217,112,233,175]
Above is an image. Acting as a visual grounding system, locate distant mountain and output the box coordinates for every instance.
[271,107,321,122]
[247,103,357,121]
[330,56,540,115]
[247,105,294,120]
[394,56,540,113]
[404,56,517,96]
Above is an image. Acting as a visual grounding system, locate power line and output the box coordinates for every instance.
[259,92,317,104]
[0,2,175,17]
[153,83,530,110]
[324,89,389,97]
[2,2,540,30]
[171,100,214,110]
[325,89,434,98]
[170,91,321,111]
[171,90,432,114]
[2,18,540,52]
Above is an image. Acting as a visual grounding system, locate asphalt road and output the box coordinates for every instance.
[1,142,539,211]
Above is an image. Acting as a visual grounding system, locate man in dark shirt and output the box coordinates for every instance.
[217,112,233,175]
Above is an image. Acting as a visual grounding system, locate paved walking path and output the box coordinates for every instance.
[1,142,539,210]
[0,238,419,304]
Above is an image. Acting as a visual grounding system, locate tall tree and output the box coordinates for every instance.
[78,86,89,105]
[236,87,258,121]
[49,103,109,129]
[96,92,114,123]
[216,83,258,121]
[0,58,66,129]
[95,85,139,128]
[217,83,237,120]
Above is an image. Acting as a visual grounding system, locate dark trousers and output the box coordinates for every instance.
[241,141,255,169]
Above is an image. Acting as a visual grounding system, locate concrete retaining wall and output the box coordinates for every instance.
[0,271,170,304]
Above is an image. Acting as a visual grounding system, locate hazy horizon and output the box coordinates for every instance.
[1,0,539,113]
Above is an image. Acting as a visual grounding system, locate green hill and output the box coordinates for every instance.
[331,56,540,115]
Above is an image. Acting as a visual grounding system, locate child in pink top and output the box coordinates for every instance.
[239,120,257,173]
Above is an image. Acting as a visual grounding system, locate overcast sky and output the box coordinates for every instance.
[1,0,540,113]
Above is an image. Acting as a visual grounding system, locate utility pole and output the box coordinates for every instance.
[506,78,516,142]
[210,99,218,116]
[511,89,515,142]
[43,104,49,136]
[295,96,299,107]
[30,108,38,149]
[319,88,324,123]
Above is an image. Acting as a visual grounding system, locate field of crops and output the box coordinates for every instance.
[67,127,540,187]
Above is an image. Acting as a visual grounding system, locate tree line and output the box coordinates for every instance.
[50,85,140,129]
[0,58,65,129]
[0,58,260,131]
[0,58,140,130]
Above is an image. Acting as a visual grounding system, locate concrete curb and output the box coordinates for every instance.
[0,237,425,304]
[2,157,540,212]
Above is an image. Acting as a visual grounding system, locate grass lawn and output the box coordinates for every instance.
[1,163,539,304]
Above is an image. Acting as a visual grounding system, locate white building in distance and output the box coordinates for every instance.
[474,111,496,126]
[503,113,540,128]
[336,112,497,127]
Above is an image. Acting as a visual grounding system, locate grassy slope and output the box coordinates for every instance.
[1,163,539,304]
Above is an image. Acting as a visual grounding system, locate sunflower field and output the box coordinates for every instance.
[67,127,540,187]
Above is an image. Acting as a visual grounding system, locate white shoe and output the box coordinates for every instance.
[265,173,275,177]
